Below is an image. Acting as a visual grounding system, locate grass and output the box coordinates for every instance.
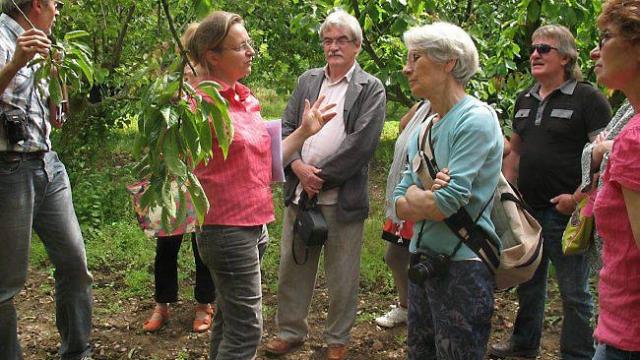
[29,87,408,306]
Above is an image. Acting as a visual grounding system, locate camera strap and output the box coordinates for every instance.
[414,116,500,272]
[414,220,464,260]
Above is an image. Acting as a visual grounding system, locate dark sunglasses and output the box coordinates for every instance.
[55,0,64,11]
[531,43,558,55]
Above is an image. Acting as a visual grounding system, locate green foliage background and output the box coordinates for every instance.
[53,0,607,133]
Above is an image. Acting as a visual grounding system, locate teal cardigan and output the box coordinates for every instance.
[393,95,504,260]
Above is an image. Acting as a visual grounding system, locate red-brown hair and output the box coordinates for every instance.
[598,0,640,44]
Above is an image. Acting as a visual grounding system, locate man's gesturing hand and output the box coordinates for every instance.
[300,95,337,137]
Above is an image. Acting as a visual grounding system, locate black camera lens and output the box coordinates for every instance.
[408,251,450,284]
[408,262,432,284]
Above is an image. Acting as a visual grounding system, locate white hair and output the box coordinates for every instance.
[403,22,480,86]
[319,9,363,44]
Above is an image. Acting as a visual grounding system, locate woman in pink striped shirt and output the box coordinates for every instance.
[590,1,640,359]
[187,11,335,359]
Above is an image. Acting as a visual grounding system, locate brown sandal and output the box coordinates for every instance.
[143,306,169,332]
[193,304,214,333]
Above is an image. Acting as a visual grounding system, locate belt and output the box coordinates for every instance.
[0,151,46,162]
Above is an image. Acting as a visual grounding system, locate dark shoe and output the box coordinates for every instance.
[264,337,304,356]
[326,344,347,360]
[488,339,539,359]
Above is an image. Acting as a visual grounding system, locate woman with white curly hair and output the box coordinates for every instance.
[393,22,503,359]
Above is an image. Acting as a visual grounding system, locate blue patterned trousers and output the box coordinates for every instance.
[407,260,494,360]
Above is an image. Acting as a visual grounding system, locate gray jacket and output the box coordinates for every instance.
[282,63,386,222]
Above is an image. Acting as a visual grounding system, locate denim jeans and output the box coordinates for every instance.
[0,152,93,360]
[196,225,265,360]
[407,260,494,360]
[154,234,215,304]
[593,344,640,360]
[512,207,594,359]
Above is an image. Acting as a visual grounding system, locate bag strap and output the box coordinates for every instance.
[414,120,500,273]
[292,235,309,265]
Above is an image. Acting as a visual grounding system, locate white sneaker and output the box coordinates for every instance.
[375,305,408,328]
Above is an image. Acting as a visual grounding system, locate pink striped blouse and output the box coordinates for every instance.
[194,81,274,226]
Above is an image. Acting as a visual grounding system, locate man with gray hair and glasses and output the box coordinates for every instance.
[264,9,385,360]
[0,0,93,359]
[490,24,610,360]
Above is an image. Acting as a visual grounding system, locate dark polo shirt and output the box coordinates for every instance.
[513,79,611,209]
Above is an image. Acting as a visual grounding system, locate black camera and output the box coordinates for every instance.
[408,247,450,284]
[1,108,29,145]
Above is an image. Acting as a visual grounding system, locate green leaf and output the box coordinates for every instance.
[198,114,213,160]
[63,30,90,41]
[204,100,233,159]
[197,81,225,104]
[161,179,177,219]
[187,172,210,225]
[181,110,202,164]
[160,106,180,128]
[157,80,180,105]
[194,0,214,20]
[48,78,63,105]
[68,47,94,87]
[162,129,187,177]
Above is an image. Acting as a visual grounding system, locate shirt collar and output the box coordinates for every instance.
[206,78,251,103]
[0,14,25,38]
[528,78,578,99]
[323,62,357,85]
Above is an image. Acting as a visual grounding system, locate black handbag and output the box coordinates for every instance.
[292,192,328,264]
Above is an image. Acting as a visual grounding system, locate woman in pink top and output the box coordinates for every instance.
[590,1,640,358]
[187,11,335,359]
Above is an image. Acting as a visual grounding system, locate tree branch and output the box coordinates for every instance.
[350,0,412,107]
[107,4,136,70]
[160,0,196,76]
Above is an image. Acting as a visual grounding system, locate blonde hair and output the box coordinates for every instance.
[188,11,243,73]
[180,22,200,62]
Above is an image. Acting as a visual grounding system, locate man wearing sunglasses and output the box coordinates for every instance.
[0,1,92,360]
[491,25,611,360]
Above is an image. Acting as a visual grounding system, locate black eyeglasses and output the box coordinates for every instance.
[55,0,64,11]
[531,43,558,55]
[321,36,355,47]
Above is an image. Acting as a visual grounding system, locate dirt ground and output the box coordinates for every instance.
[15,268,565,359]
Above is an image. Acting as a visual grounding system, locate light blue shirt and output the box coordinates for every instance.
[393,95,504,260]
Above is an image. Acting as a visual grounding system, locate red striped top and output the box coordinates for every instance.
[194,81,274,226]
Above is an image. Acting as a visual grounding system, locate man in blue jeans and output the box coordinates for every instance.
[492,25,611,359]
[0,1,93,359]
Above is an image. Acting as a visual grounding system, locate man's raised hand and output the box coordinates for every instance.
[12,28,51,69]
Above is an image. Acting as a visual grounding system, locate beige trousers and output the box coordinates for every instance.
[275,204,364,345]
